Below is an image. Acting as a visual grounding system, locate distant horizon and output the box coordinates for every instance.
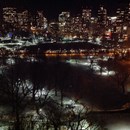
[2,0,129,20]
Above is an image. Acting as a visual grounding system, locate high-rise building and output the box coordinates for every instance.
[17,10,29,30]
[81,8,92,39]
[125,3,130,26]
[97,5,107,27]
[3,7,30,31]
[71,16,82,38]
[59,12,70,23]
[30,11,48,34]
[82,8,91,21]
[59,12,71,36]
[116,8,125,27]
[116,8,129,40]
[36,11,48,30]
[3,7,17,25]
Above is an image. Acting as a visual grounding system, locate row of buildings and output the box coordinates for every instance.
[1,3,130,42]
[2,7,47,31]
[58,4,130,42]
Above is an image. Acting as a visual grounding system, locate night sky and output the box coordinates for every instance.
[3,0,130,20]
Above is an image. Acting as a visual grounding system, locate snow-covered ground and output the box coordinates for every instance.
[16,79,88,115]
[105,120,130,130]
[66,59,115,77]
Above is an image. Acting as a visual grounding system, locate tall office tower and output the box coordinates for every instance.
[0,5,2,27]
[116,8,125,34]
[71,15,82,38]
[116,8,125,26]
[106,17,117,32]
[89,17,98,35]
[97,5,107,27]
[3,7,17,26]
[81,8,92,39]
[82,8,91,21]
[36,11,48,30]
[116,8,129,40]
[125,3,130,26]
[59,12,70,23]
[30,11,47,34]
[17,10,29,30]
[59,12,71,36]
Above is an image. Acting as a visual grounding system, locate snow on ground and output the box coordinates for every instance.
[0,126,9,130]
[6,58,15,65]
[66,59,115,77]
[15,79,87,115]
[106,122,130,130]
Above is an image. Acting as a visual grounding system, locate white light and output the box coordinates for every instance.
[79,62,91,66]
[96,70,115,76]
[107,123,130,130]
[79,120,89,129]
[63,98,75,105]
[123,26,127,30]
[39,108,42,112]
[111,16,117,20]
[6,58,15,65]
[35,88,47,97]
[93,65,101,71]
[102,57,109,61]
[73,104,86,114]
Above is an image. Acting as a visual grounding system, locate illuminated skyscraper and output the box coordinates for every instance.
[71,15,82,38]
[36,11,48,30]
[116,8,129,40]
[59,12,71,36]
[30,11,48,34]
[3,7,30,30]
[82,8,91,21]
[81,8,92,39]
[97,5,107,27]
[3,7,17,25]
[17,10,29,30]
[59,12,70,23]
[116,8,125,26]
[125,3,130,26]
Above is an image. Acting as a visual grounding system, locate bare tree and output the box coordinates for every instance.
[0,68,32,130]
[110,61,130,94]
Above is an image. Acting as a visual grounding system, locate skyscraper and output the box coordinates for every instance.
[59,12,71,37]
[3,7,17,25]
[17,10,29,30]
[82,8,91,21]
[125,3,130,26]
[97,5,107,27]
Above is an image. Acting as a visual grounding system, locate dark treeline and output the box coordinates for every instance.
[21,42,102,53]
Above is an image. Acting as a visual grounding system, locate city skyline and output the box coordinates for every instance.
[2,0,130,20]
